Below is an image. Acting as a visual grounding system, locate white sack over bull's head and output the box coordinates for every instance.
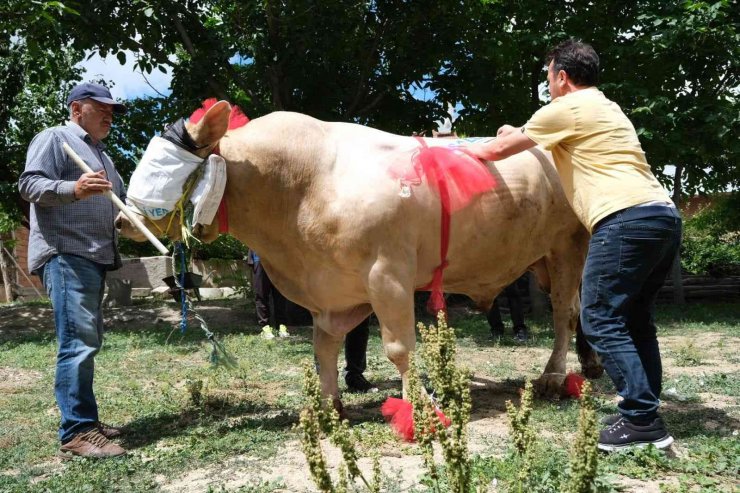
[115,100,232,244]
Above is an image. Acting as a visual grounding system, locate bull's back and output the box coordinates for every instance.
[222,113,582,311]
[431,148,583,300]
[295,123,582,302]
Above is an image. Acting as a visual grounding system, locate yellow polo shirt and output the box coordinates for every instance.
[523,87,671,232]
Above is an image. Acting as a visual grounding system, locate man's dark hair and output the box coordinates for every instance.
[546,39,599,86]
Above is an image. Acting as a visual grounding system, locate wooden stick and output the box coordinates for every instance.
[2,245,43,298]
[62,142,169,255]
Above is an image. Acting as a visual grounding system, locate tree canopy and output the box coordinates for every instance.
[1,0,737,233]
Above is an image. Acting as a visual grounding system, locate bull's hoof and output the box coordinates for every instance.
[581,363,605,380]
[332,397,348,421]
[533,373,566,398]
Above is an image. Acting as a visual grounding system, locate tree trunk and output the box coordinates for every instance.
[0,239,12,303]
[671,164,685,304]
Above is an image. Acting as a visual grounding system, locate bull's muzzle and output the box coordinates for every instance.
[114,212,124,232]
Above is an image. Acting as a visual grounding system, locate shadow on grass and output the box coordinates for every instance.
[0,299,266,348]
[663,402,740,440]
[120,395,300,450]
[343,374,525,426]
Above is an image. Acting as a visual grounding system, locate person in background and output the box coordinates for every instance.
[488,274,529,342]
[247,249,288,330]
[19,82,128,459]
[249,249,376,392]
[343,316,376,393]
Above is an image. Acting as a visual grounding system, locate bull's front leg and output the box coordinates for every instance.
[312,323,345,416]
[366,257,417,400]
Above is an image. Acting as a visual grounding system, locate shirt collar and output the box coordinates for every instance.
[65,121,107,150]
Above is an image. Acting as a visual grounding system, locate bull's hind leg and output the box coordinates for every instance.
[576,316,604,379]
[535,228,593,396]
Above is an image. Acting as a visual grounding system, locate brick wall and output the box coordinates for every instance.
[0,227,44,301]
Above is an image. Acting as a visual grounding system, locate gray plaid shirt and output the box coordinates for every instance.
[19,121,126,274]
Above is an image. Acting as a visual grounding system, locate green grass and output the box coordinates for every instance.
[0,300,738,492]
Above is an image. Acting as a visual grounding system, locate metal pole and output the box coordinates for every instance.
[62,142,169,255]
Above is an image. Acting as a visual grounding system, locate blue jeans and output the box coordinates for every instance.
[41,254,107,443]
[581,205,682,422]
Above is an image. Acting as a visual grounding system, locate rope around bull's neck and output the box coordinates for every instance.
[168,242,237,368]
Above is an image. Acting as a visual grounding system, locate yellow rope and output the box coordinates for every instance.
[140,160,205,243]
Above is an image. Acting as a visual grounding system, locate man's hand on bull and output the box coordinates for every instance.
[74,170,112,200]
[466,125,537,162]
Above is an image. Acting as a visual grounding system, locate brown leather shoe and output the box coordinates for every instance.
[58,429,127,459]
[96,421,123,439]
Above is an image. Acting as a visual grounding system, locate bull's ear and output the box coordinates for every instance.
[188,100,231,147]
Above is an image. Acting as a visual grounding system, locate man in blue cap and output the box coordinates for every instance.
[19,82,128,458]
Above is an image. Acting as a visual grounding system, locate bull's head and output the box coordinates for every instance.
[115,100,232,244]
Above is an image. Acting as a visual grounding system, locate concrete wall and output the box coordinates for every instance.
[106,256,249,297]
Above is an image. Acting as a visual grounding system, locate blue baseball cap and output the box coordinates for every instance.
[66,82,127,114]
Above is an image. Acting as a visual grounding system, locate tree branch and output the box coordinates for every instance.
[171,11,229,101]
[354,88,389,117]
[347,15,387,117]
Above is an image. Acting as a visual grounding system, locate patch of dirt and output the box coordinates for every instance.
[159,439,430,493]
[615,475,680,493]
[663,333,740,375]
[0,304,55,340]
[3,300,738,492]
[0,367,43,393]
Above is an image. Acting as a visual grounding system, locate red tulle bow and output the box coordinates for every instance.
[563,372,586,398]
[189,98,250,130]
[381,397,451,442]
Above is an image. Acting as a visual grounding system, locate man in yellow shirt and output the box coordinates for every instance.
[468,39,682,451]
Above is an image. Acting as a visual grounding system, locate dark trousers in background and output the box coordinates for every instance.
[344,316,370,376]
[251,261,288,328]
[487,275,527,331]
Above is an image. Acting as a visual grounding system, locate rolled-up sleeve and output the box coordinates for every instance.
[523,99,576,151]
[19,131,77,206]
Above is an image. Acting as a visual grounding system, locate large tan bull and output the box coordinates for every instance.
[117,101,601,411]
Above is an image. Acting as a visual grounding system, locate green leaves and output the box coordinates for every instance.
[1,0,737,226]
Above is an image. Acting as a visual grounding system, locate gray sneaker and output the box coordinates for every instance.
[598,416,674,452]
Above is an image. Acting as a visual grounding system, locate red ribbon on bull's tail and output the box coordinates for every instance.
[392,137,496,314]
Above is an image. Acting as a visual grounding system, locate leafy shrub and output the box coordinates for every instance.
[118,233,249,260]
[191,233,249,260]
[681,193,740,276]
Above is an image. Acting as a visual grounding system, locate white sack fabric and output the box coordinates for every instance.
[190,154,227,227]
[126,136,204,219]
